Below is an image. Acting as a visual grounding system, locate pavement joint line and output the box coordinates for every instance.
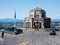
[42,36,50,45]
[32,39,36,45]
[19,39,28,45]
[0,38,4,42]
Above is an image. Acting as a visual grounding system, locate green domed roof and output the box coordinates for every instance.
[30,7,43,12]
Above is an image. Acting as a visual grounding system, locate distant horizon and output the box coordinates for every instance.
[0,18,24,20]
[0,18,60,20]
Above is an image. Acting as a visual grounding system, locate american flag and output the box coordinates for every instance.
[14,9,16,19]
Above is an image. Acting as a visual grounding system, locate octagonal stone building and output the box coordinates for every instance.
[24,7,51,30]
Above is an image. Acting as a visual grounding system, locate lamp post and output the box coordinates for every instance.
[1,29,4,38]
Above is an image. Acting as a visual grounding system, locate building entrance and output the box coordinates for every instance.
[33,22,41,29]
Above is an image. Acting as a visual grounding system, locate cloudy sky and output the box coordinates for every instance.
[0,0,60,20]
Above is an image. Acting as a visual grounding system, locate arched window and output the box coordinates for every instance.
[26,22,31,28]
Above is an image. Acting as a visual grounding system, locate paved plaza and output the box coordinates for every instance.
[0,31,60,45]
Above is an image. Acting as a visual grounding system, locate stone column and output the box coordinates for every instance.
[41,21,44,30]
[30,18,33,31]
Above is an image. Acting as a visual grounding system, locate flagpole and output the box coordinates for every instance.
[14,9,16,28]
[13,9,17,34]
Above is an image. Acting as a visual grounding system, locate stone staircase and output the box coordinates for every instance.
[22,28,48,33]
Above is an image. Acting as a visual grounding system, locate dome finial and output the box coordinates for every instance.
[36,7,39,8]
[30,7,43,12]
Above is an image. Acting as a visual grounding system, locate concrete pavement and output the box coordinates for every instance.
[0,31,60,45]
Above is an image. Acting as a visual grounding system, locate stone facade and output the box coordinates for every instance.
[24,7,51,30]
